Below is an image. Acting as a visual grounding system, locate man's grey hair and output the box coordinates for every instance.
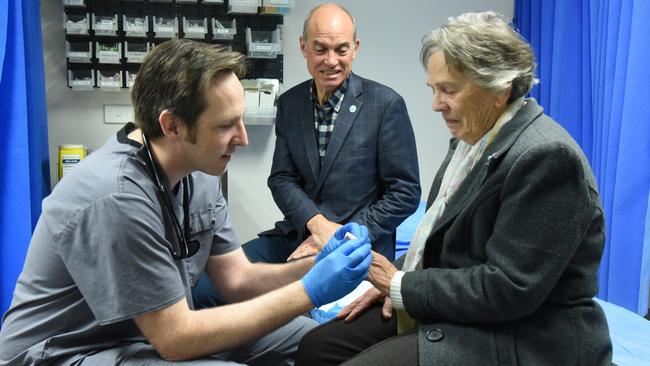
[302,3,357,42]
[420,11,538,101]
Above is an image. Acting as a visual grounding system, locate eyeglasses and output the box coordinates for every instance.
[142,133,200,259]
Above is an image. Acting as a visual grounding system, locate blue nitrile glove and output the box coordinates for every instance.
[302,239,373,307]
[316,222,369,263]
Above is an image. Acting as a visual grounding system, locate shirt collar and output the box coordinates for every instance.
[310,76,350,113]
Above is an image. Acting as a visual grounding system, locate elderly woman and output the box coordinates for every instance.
[296,11,612,366]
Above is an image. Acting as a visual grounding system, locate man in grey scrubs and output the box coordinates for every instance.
[0,39,372,365]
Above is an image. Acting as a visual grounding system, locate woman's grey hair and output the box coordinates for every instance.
[420,11,538,101]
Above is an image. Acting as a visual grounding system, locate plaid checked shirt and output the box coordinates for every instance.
[311,77,349,163]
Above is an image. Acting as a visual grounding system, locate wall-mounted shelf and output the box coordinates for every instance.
[62,0,286,124]
[245,107,276,125]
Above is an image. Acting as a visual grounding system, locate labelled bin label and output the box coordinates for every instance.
[61,154,82,175]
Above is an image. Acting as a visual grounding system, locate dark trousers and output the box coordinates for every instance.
[192,233,302,309]
[296,303,418,366]
[243,231,303,264]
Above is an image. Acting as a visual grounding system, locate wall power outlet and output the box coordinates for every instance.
[104,105,134,124]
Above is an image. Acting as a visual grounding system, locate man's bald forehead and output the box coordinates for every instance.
[302,3,357,41]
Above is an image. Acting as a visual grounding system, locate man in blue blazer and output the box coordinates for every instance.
[244,3,421,264]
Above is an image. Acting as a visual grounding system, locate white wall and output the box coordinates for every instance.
[42,0,513,243]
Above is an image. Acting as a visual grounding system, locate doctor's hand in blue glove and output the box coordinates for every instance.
[316,222,369,263]
[301,237,373,308]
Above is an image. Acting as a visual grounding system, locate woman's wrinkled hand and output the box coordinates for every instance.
[335,286,393,322]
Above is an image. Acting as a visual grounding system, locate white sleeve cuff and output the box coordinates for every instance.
[389,271,406,310]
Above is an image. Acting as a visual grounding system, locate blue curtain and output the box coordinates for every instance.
[515,0,650,315]
[0,0,50,315]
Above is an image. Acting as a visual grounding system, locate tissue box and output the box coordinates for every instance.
[244,90,259,108]
[258,89,275,107]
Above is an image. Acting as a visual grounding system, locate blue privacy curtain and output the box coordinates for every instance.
[515,0,650,315]
[0,0,51,315]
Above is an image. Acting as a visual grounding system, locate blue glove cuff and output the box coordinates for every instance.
[301,276,322,307]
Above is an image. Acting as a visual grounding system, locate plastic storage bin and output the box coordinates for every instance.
[228,0,260,14]
[64,13,90,35]
[123,15,148,37]
[126,71,137,89]
[212,18,236,40]
[125,41,150,63]
[153,16,178,38]
[96,41,121,64]
[97,69,123,91]
[92,14,118,36]
[183,17,207,39]
[68,69,95,90]
[245,27,281,58]
[63,0,85,7]
[66,41,92,63]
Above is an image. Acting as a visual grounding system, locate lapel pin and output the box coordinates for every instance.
[349,105,357,113]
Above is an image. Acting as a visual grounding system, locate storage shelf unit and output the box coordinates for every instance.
[63,0,286,93]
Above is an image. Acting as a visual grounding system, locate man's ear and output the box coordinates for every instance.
[158,109,182,138]
[299,36,307,58]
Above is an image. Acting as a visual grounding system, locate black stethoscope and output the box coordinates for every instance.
[142,133,200,259]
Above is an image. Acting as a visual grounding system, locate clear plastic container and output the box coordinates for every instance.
[63,0,85,7]
[126,71,137,89]
[66,41,92,63]
[212,18,236,40]
[97,70,123,91]
[183,17,207,39]
[64,13,90,35]
[96,41,121,64]
[125,41,150,63]
[153,16,178,38]
[245,27,282,58]
[68,69,95,90]
[92,14,118,36]
[123,15,148,37]
[228,0,260,14]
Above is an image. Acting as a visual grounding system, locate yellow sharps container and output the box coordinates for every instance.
[58,144,87,180]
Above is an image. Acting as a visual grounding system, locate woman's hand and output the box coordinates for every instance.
[367,251,399,296]
[336,286,394,322]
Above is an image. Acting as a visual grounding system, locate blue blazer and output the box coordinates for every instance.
[263,73,421,259]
